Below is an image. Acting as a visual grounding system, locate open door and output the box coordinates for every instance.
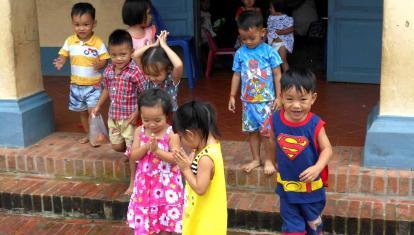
[327,0,383,84]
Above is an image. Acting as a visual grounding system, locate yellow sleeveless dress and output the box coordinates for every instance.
[182,142,227,235]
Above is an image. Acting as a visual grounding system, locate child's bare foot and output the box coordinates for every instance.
[90,141,100,148]
[124,184,133,195]
[263,160,276,175]
[242,160,261,173]
[78,135,89,144]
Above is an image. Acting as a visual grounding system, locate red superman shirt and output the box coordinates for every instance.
[270,110,328,203]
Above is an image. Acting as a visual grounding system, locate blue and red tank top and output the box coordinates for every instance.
[271,110,328,203]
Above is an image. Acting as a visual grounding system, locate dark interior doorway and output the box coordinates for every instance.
[201,0,328,73]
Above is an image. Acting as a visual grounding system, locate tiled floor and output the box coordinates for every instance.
[43,70,379,146]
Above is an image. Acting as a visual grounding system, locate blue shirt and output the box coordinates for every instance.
[232,42,282,103]
[271,110,327,203]
[145,74,179,111]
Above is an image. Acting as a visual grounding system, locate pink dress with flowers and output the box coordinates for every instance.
[127,126,184,235]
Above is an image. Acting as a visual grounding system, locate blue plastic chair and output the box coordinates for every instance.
[151,5,200,88]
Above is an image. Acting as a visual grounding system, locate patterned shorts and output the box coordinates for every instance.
[68,84,101,112]
[242,101,273,136]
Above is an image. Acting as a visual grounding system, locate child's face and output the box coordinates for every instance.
[281,87,317,123]
[145,67,168,85]
[178,130,201,150]
[109,43,133,71]
[238,27,265,49]
[242,0,256,8]
[140,105,167,134]
[72,13,96,40]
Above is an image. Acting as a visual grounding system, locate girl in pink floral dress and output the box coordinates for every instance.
[127,89,183,235]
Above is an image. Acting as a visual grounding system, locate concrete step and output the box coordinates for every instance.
[0,174,412,234]
[2,133,412,197]
[0,212,278,235]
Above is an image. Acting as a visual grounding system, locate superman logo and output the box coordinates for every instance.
[277,133,309,160]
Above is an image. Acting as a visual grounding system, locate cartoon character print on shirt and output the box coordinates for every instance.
[243,59,268,101]
[277,133,309,160]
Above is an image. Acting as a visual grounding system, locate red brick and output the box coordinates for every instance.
[0,154,6,170]
[360,170,372,193]
[26,156,35,172]
[227,191,242,209]
[46,157,55,175]
[348,200,361,218]
[236,168,248,186]
[386,170,398,195]
[16,155,27,171]
[326,172,336,192]
[335,200,349,217]
[74,159,84,176]
[398,171,410,196]
[35,156,46,174]
[360,201,373,219]
[95,161,104,178]
[104,161,114,178]
[385,203,396,221]
[373,169,385,195]
[336,167,347,193]
[7,154,16,170]
[347,166,360,193]
[113,161,125,179]
[84,160,94,178]
[237,193,254,210]
[246,168,259,187]
[396,204,410,221]
[55,159,65,176]
[64,159,74,176]
[372,202,384,220]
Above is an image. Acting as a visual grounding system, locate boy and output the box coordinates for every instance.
[269,69,332,235]
[53,2,110,145]
[228,10,282,174]
[93,29,146,153]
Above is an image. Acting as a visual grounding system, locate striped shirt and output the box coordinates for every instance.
[59,34,110,86]
[103,60,146,120]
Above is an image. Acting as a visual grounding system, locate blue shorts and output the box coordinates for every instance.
[242,101,273,134]
[280,198,325,235]
[69,84,101,112]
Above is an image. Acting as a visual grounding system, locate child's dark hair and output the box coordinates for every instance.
[71,2,95,20]
[281,68,317,94]
[108,29,133,49]
[138,89,172,115]
[173,101,221,141]
[270,0,287,13]
[237,10,263,30]
[141,47,172,75]
[122,0,152,26]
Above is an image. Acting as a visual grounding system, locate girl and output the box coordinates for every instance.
[134,30,183,112]
[126,89,183,235]
[122,0,156,49]
[172,101,227,235]
[267,0,294,72]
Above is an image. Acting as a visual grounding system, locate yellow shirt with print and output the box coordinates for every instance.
[182,142,227,235]
[59,34,110,85]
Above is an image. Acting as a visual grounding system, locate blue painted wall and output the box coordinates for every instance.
[327,0,383,84]
[41,47,70,76]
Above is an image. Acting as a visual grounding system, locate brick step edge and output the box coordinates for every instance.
[0,212,280,235]
[0,174,413,235]
[225,166,414,196]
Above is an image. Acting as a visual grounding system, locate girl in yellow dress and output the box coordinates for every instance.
[172,101,227,235]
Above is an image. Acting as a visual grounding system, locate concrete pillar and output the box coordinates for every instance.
[364,0,414,169]
[0,0,54,147]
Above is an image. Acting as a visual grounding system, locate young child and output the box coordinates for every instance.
[269,69,332,235]
[234,0,261,48]
[126,89,183,235]
[267,0,294,72]
[228,10,282,174]
[172,101,227,235]
[133,30,183,112]
[122,0,156,49]
[53,2,110,145]
[93,29,146,152]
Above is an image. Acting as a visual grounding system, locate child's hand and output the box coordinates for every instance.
[271,98,282,111]
[299,165,322,183]
[92,106,100,117]
[127,111,138,125]
[158,30,170,48]
[228,96,236,113]
[149,133,158,153]
[173,148,193,171]
[53,56,66,70]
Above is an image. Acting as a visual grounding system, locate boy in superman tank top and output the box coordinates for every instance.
[268,69,333,235]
